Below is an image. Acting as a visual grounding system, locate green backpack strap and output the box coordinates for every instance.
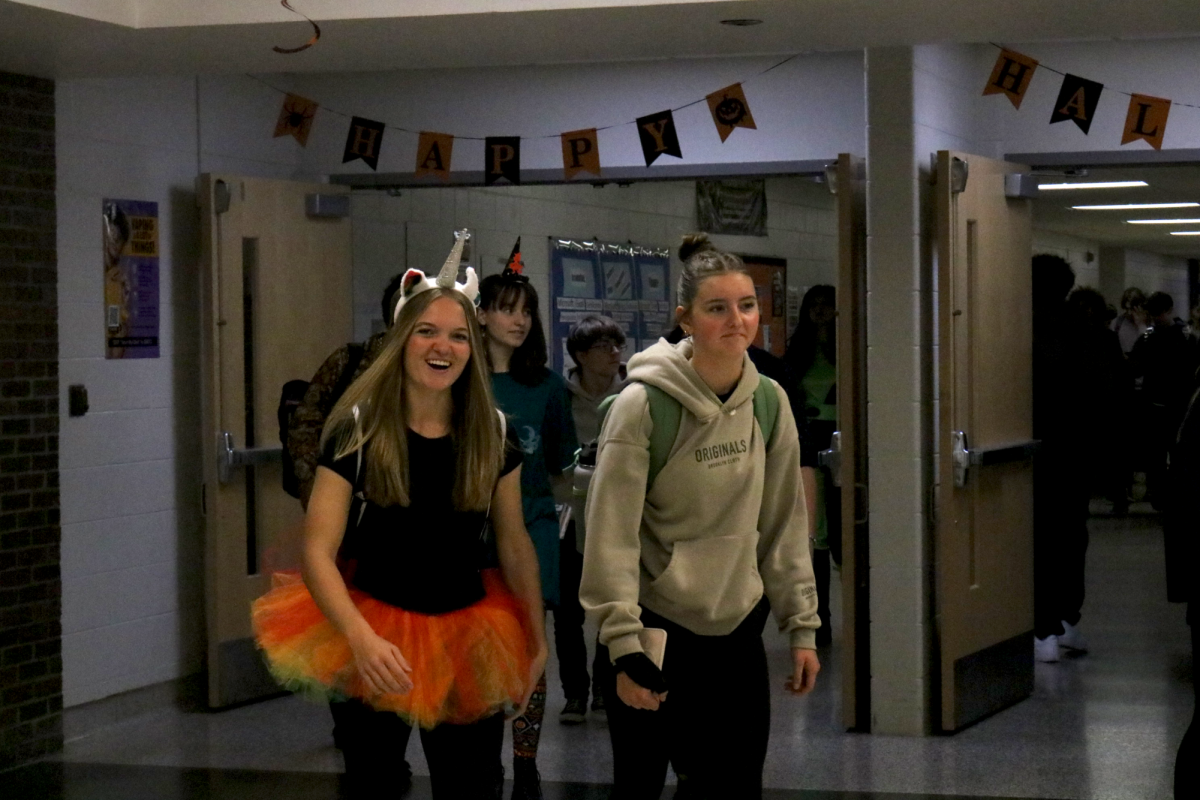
[752,374,781,448]
[644,384,682,489]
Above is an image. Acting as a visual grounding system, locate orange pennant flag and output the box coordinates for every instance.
[416,131,454,180]
[982,49,1039,109]
[706,83,757,143]
[273,93,318,146]
[1121,94,1171,150]
[561,128,600,180]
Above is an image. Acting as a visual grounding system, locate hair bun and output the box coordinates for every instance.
[678,233,714,263]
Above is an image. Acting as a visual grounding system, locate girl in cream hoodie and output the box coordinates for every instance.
[580,235,820,799]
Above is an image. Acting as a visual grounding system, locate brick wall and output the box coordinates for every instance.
[0,70,61,768]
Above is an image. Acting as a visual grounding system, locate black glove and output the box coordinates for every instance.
[614,652,668,694]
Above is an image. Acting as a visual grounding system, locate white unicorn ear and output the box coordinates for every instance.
[459,267,479,305]
[394,269,430,323]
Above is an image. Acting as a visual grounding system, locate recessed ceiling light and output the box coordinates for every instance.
[720,18,763,26]
[1073,202,1200,210]
[1169,231,1200,236]
[1039,180,1149,190]
[1126,218,1200,224]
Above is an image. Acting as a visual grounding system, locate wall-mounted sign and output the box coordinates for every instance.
[103,199,159,359]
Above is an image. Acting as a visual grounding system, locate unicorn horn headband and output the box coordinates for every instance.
[393,228,480,323]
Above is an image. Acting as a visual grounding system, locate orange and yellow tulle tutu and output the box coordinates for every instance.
[252,569,533,729]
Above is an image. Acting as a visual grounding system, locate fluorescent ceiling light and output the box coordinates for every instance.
[1127,218,1200,224]
[1169,231,1200,236]
[1039,181,1149,190]
[1073,202,1199,210]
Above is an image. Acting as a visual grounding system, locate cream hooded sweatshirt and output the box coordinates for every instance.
[580,338,818,661]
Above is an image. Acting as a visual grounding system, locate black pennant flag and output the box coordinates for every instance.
[1050,74,1104,135]
[485,137,521,186]
[636,110,682,167]
[343,116,386,170]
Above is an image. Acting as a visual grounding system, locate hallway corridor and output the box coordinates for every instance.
[3,508,1190,799]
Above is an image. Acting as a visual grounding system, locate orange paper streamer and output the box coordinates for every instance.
[274,0,321,54]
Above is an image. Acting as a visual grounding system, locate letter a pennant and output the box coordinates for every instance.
[706,83,757,143]
[273,93,318,146]
[1122,94,1171,150]
[561,128,601,180]
[636,110,682,167]
[982,49,1039,109]
[1049,75,1103,135]
[416,132,454,181]
[343,116,385,170]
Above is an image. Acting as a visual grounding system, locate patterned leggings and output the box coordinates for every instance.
[511,671,547,760]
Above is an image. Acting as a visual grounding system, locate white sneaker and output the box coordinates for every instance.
[1059,621,1089,653]
[1035,635,1060,663]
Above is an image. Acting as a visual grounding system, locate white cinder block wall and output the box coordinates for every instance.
[350,178,837,346]
[56,75,313,707]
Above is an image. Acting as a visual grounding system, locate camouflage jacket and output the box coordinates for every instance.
[289,331,388,508]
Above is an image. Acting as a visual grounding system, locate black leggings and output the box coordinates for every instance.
[1176,603,1198,797]
[605,600,772,800]
[331,699,503,799]
[555,521,613,701]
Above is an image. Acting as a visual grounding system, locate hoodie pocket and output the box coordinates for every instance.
[649,534,763,625]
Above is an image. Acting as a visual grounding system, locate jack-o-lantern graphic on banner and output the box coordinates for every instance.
[706,83,757,142]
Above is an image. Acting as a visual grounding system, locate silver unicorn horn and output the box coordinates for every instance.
[437,229,470,288]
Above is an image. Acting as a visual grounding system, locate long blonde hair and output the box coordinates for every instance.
[321,288,504,511]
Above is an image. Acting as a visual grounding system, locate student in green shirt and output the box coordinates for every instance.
[479,265,578,800]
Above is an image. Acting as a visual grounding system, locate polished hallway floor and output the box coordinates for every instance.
[4,508,1191,799]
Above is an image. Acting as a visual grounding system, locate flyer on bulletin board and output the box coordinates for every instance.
[102,199,160,359]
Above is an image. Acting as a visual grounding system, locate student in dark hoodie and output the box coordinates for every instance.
[581,235,820,800]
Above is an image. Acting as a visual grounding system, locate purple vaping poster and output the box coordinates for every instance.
[102,199,160,359]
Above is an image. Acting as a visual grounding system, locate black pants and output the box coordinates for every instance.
[555,521,612,701]
[331,699,503,799]
[813,547,831,646]
[606,601,772,800]
[1033,449,1090,639]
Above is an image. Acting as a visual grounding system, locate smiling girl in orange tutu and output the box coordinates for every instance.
[253,230,547,799]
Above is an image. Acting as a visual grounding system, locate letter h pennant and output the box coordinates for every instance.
[343,116,386,170]
[982,48,1039,109]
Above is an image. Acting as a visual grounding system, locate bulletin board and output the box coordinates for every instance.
[740,255,788,357]
[550,239,673,376]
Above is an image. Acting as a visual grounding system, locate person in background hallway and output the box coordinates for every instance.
[1165,365,1200,796]
[291,273,407,510]
[785,285,840,647]
[581,234,819,800]
[252,239,547,800]
[1111,286,1148,357]
[1064,288,1132,512]
[1032,255,1091,663]
[559,315,627,723]
[1129,291,1193,510]
[479,257,579,800]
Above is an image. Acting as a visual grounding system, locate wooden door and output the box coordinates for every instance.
[832,153,870,732]
[198,175,353,708]
[742,256,787,356]
[934,151,1036,731]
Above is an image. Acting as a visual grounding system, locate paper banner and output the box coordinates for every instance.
[706,83,757,143]
[273,93,318,146]
[1049,75,1103,135]
[342,116,385,170]
[415,131,454,180]
[636,110,682,167]
[484,137,521,185]
[561,128,601,180]
[1122,94,1171,150]
[982,49,1039,109]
